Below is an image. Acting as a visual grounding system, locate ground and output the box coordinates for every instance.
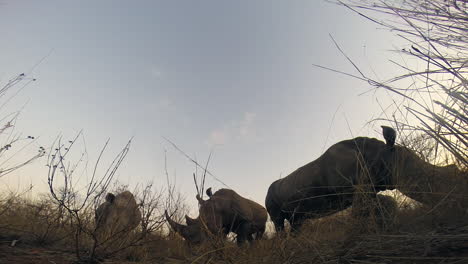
[0,242,75,264]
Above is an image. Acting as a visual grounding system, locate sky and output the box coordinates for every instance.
[0,0,406,214]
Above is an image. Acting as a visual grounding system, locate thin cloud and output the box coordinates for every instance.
[150,67,162,79]
[239,112,256,137]
[207,112,257,146]
[209,129,228,145]
[144,96,173,113]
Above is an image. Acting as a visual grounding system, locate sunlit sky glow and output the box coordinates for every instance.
[0,0,408,213]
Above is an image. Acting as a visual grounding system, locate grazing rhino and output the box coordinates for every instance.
[165,188,268,245]
[95,191,142,238]
[266,127,467,232]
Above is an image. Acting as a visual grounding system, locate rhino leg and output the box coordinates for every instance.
[255,225,265,240]
[271,214,285,232]
[351,187,380,225]
[236,222,252,245]
[374,194,397,230]
[268,206,287,232]
[287,210,307,233]
[289,218,305,233]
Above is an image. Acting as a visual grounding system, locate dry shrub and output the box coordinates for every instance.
[1,173,466,263]
[335,0,467,167]
[295,1,468,261]
[0,193,73,246]
[0,189,186,263]
[0,73,45,243]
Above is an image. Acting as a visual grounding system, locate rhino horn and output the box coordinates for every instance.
[165,210,187,234]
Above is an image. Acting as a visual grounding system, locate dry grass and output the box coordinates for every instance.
[1,189,468,263]
[0,194,72,246]
[335,0,467,167]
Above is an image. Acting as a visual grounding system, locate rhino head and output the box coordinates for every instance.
[164,210,206,243]
[165,193,225,243]
[95,191,141,238]
[166,188,266,245]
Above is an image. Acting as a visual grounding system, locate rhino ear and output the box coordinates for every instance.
[381,126,396,147]
[185,215,198,225]
[206,187,213,197]
[105,193,116,203]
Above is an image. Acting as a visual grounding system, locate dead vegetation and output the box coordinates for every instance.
[334,0,467,166]
[1,190,468,264]
[1,133,466,264]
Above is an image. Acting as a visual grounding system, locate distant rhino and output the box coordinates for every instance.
[266,127,467,232]
[165,188,267,245]
[95,191,142,238]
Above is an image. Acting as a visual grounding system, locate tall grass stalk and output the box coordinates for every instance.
[335,0,467,166]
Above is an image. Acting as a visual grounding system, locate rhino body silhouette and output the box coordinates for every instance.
[95,191,141,238]
[166,188,267,245]
[266,130,467,232]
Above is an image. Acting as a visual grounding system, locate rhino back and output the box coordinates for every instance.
[99,191,141,231]
[266,137,387,212]
[211,189,266,227]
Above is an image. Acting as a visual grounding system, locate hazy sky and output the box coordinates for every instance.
[0,0,405,212]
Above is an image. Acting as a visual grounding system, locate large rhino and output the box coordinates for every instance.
[165,188,267,245]
[95,191,142,238]
[266,127,467,231]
